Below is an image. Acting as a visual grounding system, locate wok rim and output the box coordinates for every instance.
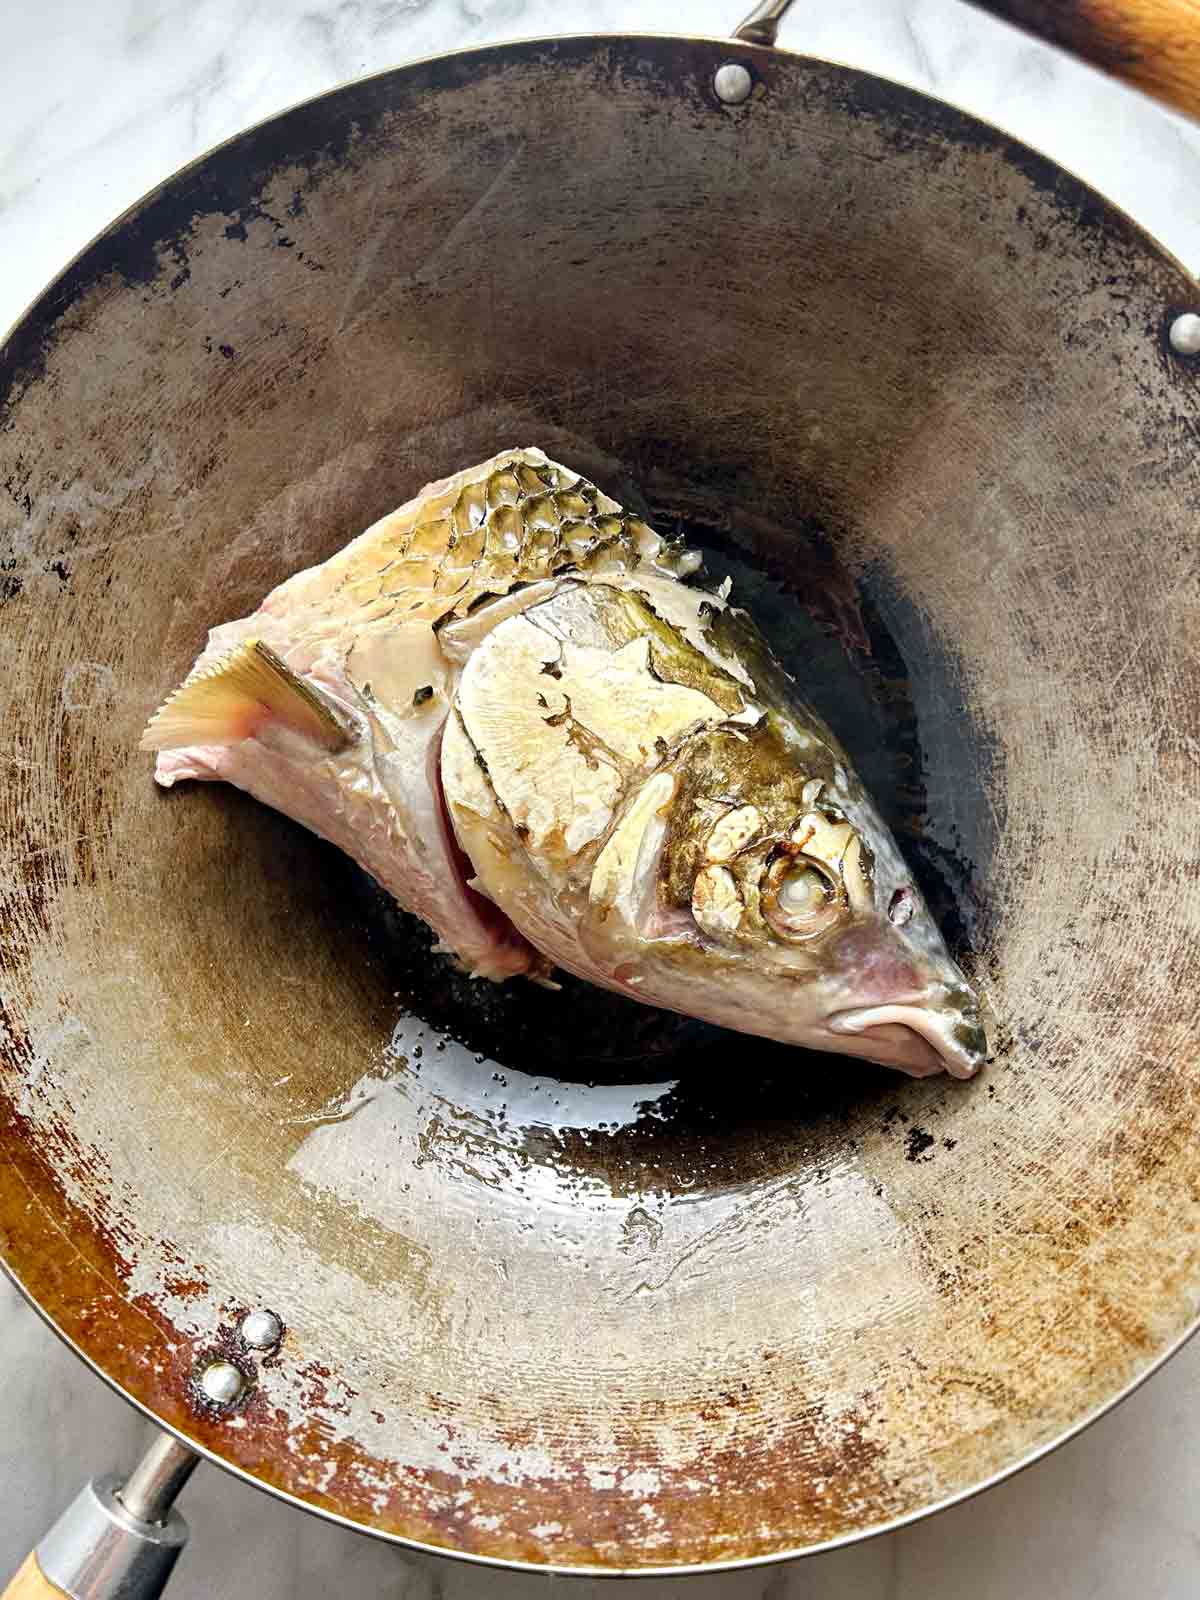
[2,28,1195,366]
[2,28,1198,1576]
[7,1243,1198,1576]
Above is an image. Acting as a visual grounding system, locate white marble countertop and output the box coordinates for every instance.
[2,2,1199,1596]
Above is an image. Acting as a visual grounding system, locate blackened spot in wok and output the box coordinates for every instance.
[905,1126,936,1162]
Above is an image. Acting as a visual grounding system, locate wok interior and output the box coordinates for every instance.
[1,37,1199,1572]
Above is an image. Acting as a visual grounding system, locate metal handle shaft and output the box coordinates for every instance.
[117,1438,199,1527]
[733,0,798,45]
[4,1434,200,1600]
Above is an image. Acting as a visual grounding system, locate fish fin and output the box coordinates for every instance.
[140,639,353,753]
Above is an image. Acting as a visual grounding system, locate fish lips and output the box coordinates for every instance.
[826,1001,988,1080]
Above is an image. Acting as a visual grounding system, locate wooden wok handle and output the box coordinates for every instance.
[1,1554,68,1598]
[734,0,1200,120]
[968,0,1200,120]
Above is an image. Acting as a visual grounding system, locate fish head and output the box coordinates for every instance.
[587,719,987,1079]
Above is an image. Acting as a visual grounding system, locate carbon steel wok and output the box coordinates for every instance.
[2,0,1200,1587]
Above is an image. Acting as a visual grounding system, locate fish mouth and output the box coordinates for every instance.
[827,1003,987,1080]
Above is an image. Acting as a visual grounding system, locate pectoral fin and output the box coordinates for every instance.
[140,639,353,753]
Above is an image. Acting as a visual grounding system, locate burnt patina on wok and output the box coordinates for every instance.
[1,29,1199,1577]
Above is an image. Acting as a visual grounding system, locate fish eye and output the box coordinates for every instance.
[776,865,829,917]
[762,854,845,940]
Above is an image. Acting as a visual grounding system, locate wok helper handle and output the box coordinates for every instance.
[2,1434,199,1600]
[736,0,1200,121]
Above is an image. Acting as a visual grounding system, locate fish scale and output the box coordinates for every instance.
[320,455,700,628]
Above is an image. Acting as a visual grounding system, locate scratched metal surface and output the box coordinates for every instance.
[1,34,1199,1573]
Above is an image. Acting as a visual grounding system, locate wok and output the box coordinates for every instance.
[2,0,1200,1589]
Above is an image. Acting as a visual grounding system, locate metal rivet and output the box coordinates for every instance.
[196,1359,247,1407]
[239,1308,283,1351]
[714,62,754,106]
[1168,312,1200,356]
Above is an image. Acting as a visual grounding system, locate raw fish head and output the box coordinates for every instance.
[442,579,988,1080]
[585,715,988,1079]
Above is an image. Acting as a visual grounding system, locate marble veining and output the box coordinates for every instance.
[2,0,1199,1594]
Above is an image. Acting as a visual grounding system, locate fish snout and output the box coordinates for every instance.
[827,997,987,1079]
[821,924,988,1079]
